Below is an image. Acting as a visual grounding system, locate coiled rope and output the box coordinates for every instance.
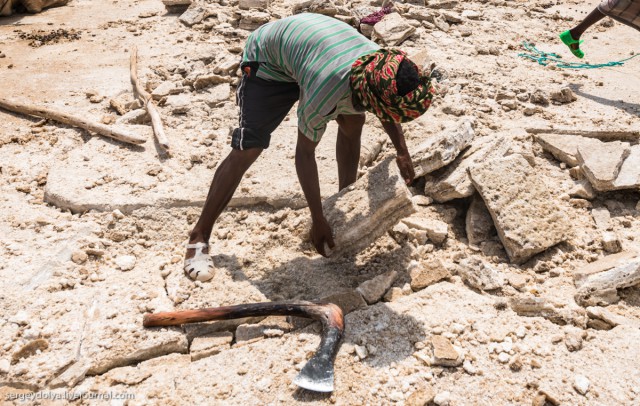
[518,41,639,69]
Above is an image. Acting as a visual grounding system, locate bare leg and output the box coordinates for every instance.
[186,148,263,259]
[335,114,365,191]
[569,7,606,47]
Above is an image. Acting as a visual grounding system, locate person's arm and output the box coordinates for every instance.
[380,120,415,184]
[295,130,335,256]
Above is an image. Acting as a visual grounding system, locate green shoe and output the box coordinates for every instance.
[559,30,584,59]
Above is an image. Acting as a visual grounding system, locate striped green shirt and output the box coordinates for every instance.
[242,13,380,142]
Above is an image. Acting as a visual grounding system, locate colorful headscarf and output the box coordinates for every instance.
[350,49,435,123]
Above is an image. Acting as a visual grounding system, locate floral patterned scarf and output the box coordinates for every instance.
[350,49,435,123]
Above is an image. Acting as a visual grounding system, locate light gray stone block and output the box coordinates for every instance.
[412,117,475,178]
[323,156,415,256]
[468,154,571,264]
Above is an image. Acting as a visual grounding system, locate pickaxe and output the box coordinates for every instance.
[143,301,344,392]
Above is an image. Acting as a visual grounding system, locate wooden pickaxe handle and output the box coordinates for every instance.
[143,301,344,392]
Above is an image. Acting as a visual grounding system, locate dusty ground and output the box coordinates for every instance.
[1,0,640,405]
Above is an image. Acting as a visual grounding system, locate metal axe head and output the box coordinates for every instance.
[293,321,343,392]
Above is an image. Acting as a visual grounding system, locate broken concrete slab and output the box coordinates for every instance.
[465,193,496,247]
[372,12,416,46]
[469,154,571,264]
[573,251,640,287]
[411,117,475,178]
[190,332,233,361]
[402,216,449,245]
[239,0,270,10]
[457,257,504,291]
[613,145,640,190]
[409,258,450,291]
[44,121,387,213]
[534,133,587,167]
[575,259,640,306]
[509,296,586,327]
[323,156,415,257]
[577,138,631,192]
[356,270,398,304]
[424,134,510,203]
[591,207,611,230]
[179,2,216,27]
[429,335,463,367]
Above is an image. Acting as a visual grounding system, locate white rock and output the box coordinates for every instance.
[462,359,477,375]
[115,255,137,271]
[0,358,10,374]
[355,345,368,360]
[497,352,510,363]
[573,375,590,395]
[434,391,451,406]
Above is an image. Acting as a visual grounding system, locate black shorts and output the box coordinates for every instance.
[231,62,300,150]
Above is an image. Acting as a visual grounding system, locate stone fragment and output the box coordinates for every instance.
[239,0,269,10]
[409,259,450,291]
[586,306,624,329]
[465,194,496,247]
[507,274,527,290]
[573,251,639,286]
[457,257,504,290]
[613,144,640,189]
[190,332,233,361]
[411,117,475,178]
[535,133,587,166]
[577,138,631,192]
[575,259,640,306]
[116,108,149,125]
[509,297,586,326]
[12,339,49,364]
[49,360,91,389]
[469,154,571,264]
[323,157,415,256]
[106,366,153,386]
[151,81,176,100]
[115,255,136,271]
[383,287,404,302]
[402,216,449,244]
[406,384,435,406]
[193,73,231,90]
[564,326,584,352]
[179,2,215,26]
[235,317,292,345]
[291,0,337,16]
[592,207,611,230]
[198,83,231,107]
[441,11,462,23]
[71,250,88,264]
[411,195,433,207]
[356,270,398,304]
[238,10,271,30]
[163,0,191,6]
[573,375,590,395]
[550,87,577,104]
[0,359,9,374]
[165,94,191,114]
[373,13,416,46]
[320,290,367,315]
[461,9,482,19]
[433,391,452,406]
[602,232,622,253]
[530,89,549,105]
[424,134,510,202]
[430,335,463,366]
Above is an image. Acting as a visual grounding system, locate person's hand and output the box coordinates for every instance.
[311,217,335,257]
[396,152,415,185]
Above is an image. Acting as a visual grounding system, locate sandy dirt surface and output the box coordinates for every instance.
[1,0,640,405]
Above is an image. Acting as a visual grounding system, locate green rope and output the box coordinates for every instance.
[518,41,640,69]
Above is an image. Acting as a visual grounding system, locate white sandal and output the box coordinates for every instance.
[184,242,215,282]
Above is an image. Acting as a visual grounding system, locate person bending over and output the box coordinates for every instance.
[184,13,435,281]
